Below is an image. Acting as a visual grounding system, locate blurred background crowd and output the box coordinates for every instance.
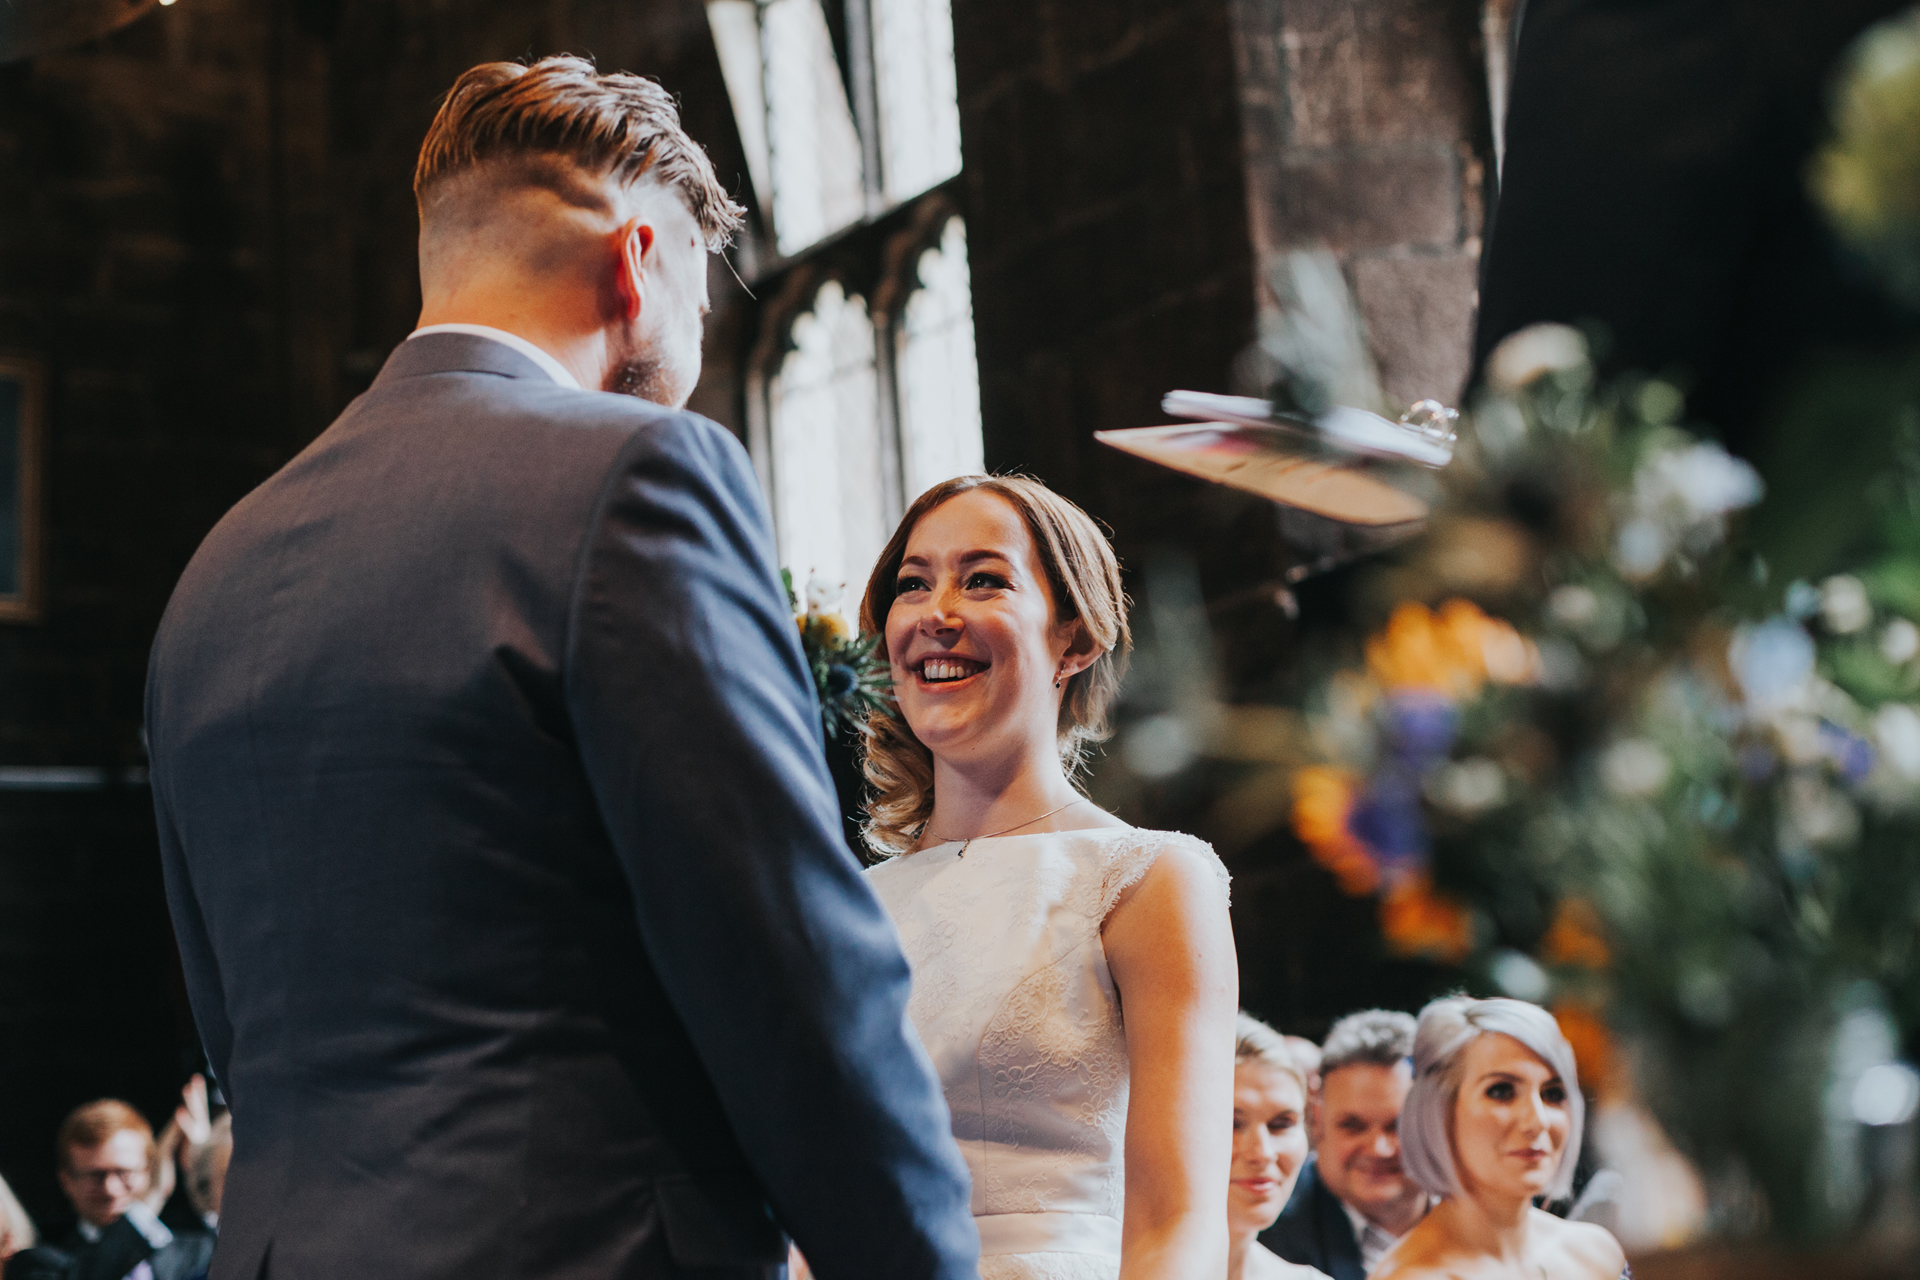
[0,1003,1535,1280]
[0,1078,227,1279]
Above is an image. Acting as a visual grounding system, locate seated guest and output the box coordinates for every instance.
[0,1171,36,1271]
[55,1101,168,1242]
[1372,996,1626,1280]
[1260,1009,1427,1280]
[1229,1014,1330,1280]
[9,1100,213,1280]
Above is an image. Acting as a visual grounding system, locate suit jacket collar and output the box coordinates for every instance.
[1262,1156,1366,1280]
[372,331,556,387]
[1307,1159,1366,1279]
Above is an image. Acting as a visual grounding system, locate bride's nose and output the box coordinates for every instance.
[921,606,967,637]
[919,593,963,635]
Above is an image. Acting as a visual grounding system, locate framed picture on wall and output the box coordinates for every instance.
[0,357,45,623]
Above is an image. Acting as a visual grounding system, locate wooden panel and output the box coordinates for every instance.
[0,357,44,625]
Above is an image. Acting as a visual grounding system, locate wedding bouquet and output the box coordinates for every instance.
[783,570,891,738]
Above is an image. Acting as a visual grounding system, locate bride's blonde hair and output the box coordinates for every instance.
[858,475,1130,857]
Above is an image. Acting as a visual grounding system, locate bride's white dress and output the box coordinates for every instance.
[865,827,1230,1280]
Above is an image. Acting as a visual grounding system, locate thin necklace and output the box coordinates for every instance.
[925,798,1085,857]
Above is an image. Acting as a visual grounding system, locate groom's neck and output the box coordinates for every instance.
[417,284,612,391]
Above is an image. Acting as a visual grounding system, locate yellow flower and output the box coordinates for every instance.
[1552,1001,1617,1100]
[1364,600,1538,698]
[804,611,855,646]
[1378,874,1474,963]
[1541,898,1612,969]
[1291,766,1380,896]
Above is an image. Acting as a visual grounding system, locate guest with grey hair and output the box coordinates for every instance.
[1372,996,1627,1280]
[1260,1009,1427,1280]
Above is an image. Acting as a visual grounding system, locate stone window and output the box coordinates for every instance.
[707,0,982,596]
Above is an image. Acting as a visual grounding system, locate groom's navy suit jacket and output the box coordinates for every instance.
[146,334,978,1280]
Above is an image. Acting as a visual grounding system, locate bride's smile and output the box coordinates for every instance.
[916,655,989,685]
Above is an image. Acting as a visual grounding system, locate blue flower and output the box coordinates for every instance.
[1347,769,1429,870]
[1383,693,1459,763]
[1821,721,1876,785]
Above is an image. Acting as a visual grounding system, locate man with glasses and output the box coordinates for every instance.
[8,1101,213,1280]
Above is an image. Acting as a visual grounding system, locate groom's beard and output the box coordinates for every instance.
[605,353,679,406]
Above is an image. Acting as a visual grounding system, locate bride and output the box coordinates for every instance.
[858,475,1238,1280]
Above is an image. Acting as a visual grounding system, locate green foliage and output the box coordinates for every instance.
[802,617,892,739]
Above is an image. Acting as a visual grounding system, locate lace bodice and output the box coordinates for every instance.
[865,827,1230,1280]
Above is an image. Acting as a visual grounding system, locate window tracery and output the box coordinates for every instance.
[707,0,981,593]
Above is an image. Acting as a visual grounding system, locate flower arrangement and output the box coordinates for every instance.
[1259,318,1920,1239]
[783,570,891,738]
[1103,7,1920,1249]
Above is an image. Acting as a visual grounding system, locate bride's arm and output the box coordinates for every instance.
[1104,844,1239,1280]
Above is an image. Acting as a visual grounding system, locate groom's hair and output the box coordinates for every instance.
[415,56,744,249]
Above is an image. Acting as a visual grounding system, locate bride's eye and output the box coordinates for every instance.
[966,572,1009,591]
[896,574,931,594]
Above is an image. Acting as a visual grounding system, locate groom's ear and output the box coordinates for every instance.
[614,217,653,322]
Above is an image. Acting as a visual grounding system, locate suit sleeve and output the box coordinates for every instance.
[563,414,978,1280]
[148,642,237,1102]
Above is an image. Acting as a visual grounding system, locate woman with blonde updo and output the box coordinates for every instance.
[1372,996,1627,1280]
[859,475,1239,1280]
[1227,1015,1330,1280]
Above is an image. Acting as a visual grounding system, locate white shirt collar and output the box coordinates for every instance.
[407,323,583,390]
[1341,1200,1403,1272]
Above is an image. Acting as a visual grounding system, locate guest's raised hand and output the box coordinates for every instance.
[175,1073,213,1148]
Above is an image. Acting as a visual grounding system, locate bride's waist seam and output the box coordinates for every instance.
[973,1211,1122,1258]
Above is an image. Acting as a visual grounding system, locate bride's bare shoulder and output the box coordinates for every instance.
[1074,804,1131,830]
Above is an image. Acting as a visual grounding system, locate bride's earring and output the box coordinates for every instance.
[1053,669,1064,689]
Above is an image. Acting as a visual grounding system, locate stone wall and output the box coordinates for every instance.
[1232,0,1489,406]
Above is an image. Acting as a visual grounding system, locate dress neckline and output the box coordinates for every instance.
[915,825,1137,853]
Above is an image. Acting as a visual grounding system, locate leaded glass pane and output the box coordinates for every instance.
[770,283,889,593]
[896,217,983,503]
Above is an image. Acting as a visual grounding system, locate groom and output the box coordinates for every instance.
[146,57,977,1280]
